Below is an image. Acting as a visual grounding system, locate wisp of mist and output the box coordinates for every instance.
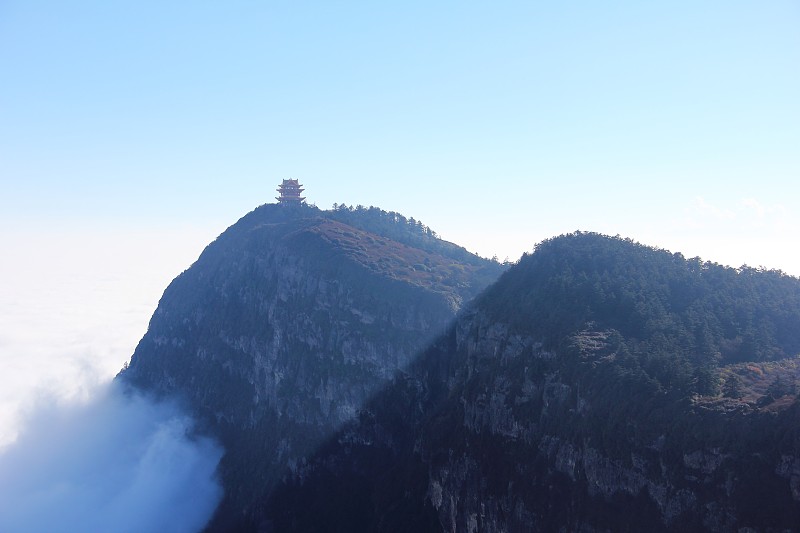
[0,381,224,533]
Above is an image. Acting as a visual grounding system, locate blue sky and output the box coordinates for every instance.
[0,1,799,442]
[2,1,798,254]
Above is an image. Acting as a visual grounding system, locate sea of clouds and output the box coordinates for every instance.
[0,226,225,532]
[0,383,224,533]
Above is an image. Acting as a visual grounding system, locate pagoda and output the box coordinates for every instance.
[276,179,306,206]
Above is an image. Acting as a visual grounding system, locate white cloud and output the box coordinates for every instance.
[739,198,791,230]
[0,223,226,532]
[678,196,737,229]
[741,197,768,218]
[655,195,800,276]
[0,382,224,533]
[681,196,792,234]
[0,224,216,446]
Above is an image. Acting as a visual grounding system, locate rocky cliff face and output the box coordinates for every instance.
[122,218,800,532]
[119,204,503,530]
[417,309,800,532]
[257,232,800,532]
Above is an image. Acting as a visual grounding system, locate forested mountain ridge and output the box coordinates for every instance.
[327,203,496,269]
[261,232,800,532]
[418,233,800,531]
[480,231,800,394]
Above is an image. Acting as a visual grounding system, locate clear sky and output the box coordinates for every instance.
[0,1,799,443]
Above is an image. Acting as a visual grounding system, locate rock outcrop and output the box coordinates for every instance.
[119,203,503,530]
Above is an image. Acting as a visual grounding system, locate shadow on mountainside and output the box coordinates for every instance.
[241,233,800,532]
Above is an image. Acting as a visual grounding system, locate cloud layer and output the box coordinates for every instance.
[0,382,223,533]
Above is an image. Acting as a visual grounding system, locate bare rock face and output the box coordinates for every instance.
[119,204,503,530]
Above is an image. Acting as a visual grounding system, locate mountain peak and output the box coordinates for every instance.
[119,202,505,530]
[119,217,800,531]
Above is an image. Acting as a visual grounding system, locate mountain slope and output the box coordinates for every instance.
[414,230,800,530]
[262,232,800,532]
[121,216,800,531]
[119,203,504,530]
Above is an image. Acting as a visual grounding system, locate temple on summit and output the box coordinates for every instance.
[276,179,305,205]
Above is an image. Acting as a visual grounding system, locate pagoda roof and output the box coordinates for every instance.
[276,178,306,205]
[276,196,306,201]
